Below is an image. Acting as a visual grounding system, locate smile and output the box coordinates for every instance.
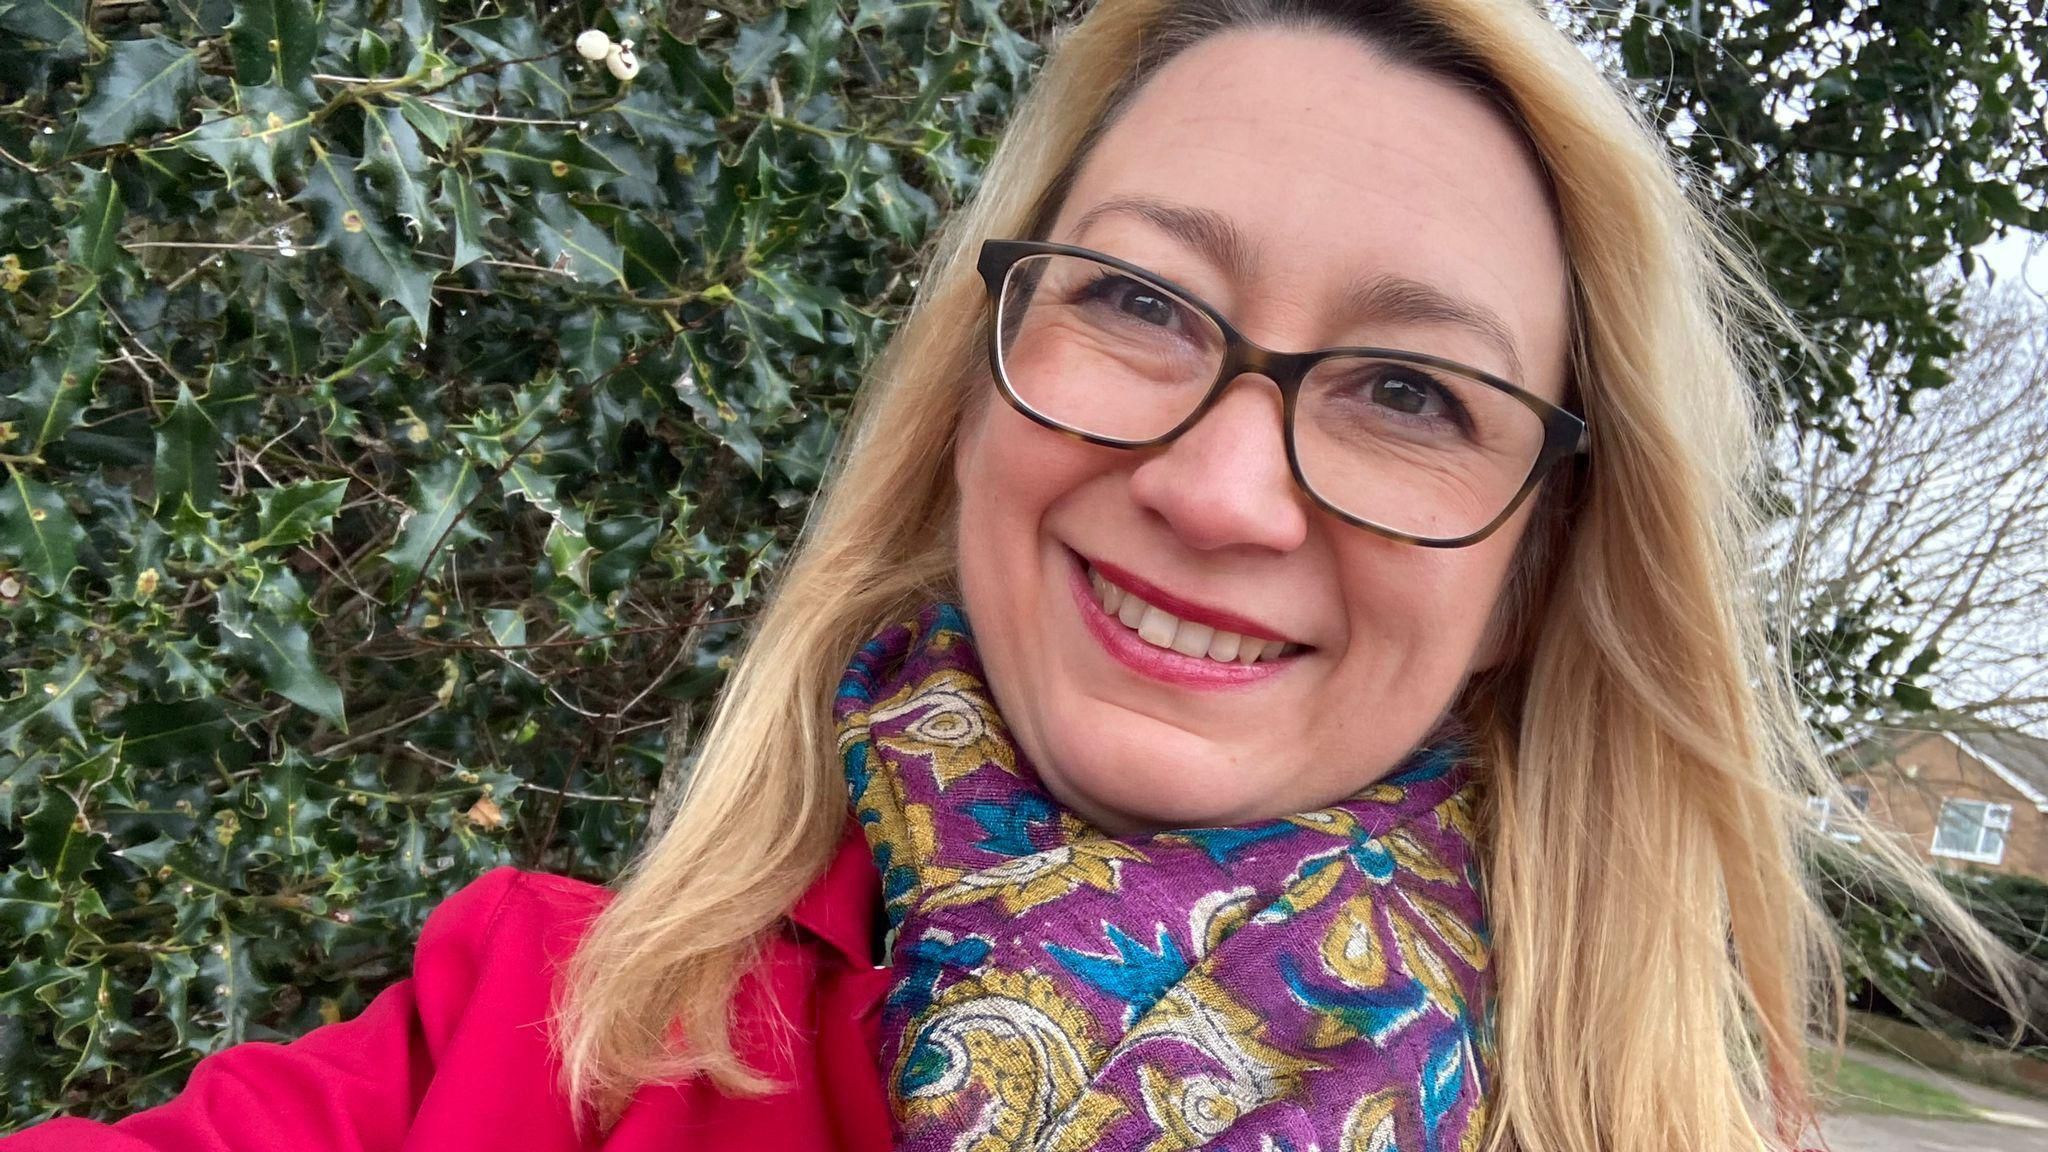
[1087,565,1302,665]
[1066,549,1306,689]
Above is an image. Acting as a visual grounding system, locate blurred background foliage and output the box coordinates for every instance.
[0,0,2041,1128]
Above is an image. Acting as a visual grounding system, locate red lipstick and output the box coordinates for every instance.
[1082,557,1294,643]
[1066,551,1295,689]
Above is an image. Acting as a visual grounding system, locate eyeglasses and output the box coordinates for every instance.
[975,238,1589,548]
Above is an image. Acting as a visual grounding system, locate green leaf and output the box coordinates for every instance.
[246,755,332,869]
[0,871,63,939]
[617,214,685,294]
[65,165,122,275]
[0,654,99,754]
[359,106,440,239]
[557,310,622,380]
[396,95,454,151]
[249,478,348,551]
[322,321,412,384]
[0,471,85,594]
[256,277,322,376]
[13,310,103,454]
[153,382,220,518]
[614,88,718,153]
[474,127,625,194]
[439,168,492,270]
[18,745,117,886]
[215,580,346,727]
[296,142,433,331]
[382,455,489,599]
[589,514,661,597]
[729,10,789,90]
[183,85,312,189]
[521,195,624,286]
[0,0,87,57]
[226,0,321,90]
[77,37,200,148]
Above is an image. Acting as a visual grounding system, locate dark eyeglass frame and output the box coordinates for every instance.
[975,237,1591,548]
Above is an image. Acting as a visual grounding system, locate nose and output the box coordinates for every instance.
[1125,374,1311,553]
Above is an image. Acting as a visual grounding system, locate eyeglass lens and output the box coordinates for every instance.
[994,252,1548,542]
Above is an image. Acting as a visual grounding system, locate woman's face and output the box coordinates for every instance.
[954,28,1572,835]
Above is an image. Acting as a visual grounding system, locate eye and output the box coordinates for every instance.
[1078,271,1188,332]
[1371,371,1449,417]
[1319,361,1476,438]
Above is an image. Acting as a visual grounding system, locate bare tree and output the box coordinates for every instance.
[1776,286,2048,741]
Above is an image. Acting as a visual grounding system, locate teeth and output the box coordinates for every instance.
[1205,629,1241,662]
[1087,564,1294,665]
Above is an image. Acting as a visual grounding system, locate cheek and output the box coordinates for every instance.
[1330,534,1522,664]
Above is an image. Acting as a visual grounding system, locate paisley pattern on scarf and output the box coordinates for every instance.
[836,604,1495,1152]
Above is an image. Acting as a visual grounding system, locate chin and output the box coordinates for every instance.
[1039,743,1272,836]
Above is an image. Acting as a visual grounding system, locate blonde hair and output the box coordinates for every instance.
[557,1,2020,1147]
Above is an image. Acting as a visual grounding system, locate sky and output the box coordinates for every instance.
[1974,228,2046,297]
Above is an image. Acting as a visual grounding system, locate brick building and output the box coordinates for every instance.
[1829,726,2048,880]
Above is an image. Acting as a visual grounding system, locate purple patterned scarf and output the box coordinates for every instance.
[835,604,1495,1152]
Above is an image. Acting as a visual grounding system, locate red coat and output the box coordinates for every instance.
[4,816,896,1152]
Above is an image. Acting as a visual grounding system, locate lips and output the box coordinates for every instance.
[1086,565,1299,665]
[1065,548,1305,689]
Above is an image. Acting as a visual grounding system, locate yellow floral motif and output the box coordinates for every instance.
[1437,787,1482,844]
[1122,972,1320,1104]
[1339,1090,1400,1152]
[895,968,1124,1152]
[1282,808,1365,838]
[1389,907,1465,1018]
[923,838,1149,915]
[868,668,1022,788]
[1320,889,1389,989]
[1406,890,1489,971]
[1461,1091,1494,1152]
[1135,1062,1261,1152]
[1187,886,1257,959]
[1382,828,1459,884]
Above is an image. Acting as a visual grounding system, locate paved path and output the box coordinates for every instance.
[1820,1045,2048,1152]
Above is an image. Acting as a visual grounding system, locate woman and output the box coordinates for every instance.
[6,0,2011,1150]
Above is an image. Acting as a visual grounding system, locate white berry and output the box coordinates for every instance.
[605,43,639,81]
[574,29,612,61]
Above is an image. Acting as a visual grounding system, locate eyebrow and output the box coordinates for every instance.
[1068,195,1527,381]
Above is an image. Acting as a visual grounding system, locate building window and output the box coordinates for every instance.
[1930,799,2012,865]
[1810,786,1872,842]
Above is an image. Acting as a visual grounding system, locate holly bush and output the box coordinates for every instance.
[0,0,1060,1124]
[2,0,2042,1131]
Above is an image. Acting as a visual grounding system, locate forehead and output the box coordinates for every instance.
[1045,27,1571,397]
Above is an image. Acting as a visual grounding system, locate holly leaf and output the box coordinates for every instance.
[0,471,85,594]
[429,169,489,271]
[215,581,346,727]
[614,88,718,153]
[0,654,99,755]
[0,0,87,58]
[520,194,624,286]
[152,382,220,518]
[65,165,122,275]
[249,478,348,551]
[18,745,118,886]
[474,127,624,194]
[183,86,312,189]
[227,0,322,91]
[0,871,63,940]
[77,38,200,148]
[359,106,440,239]
[296,142,433,331]
[382,455,489,599]
[12,310,103,454]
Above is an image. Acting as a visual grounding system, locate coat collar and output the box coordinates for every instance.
[787,812,884,969]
